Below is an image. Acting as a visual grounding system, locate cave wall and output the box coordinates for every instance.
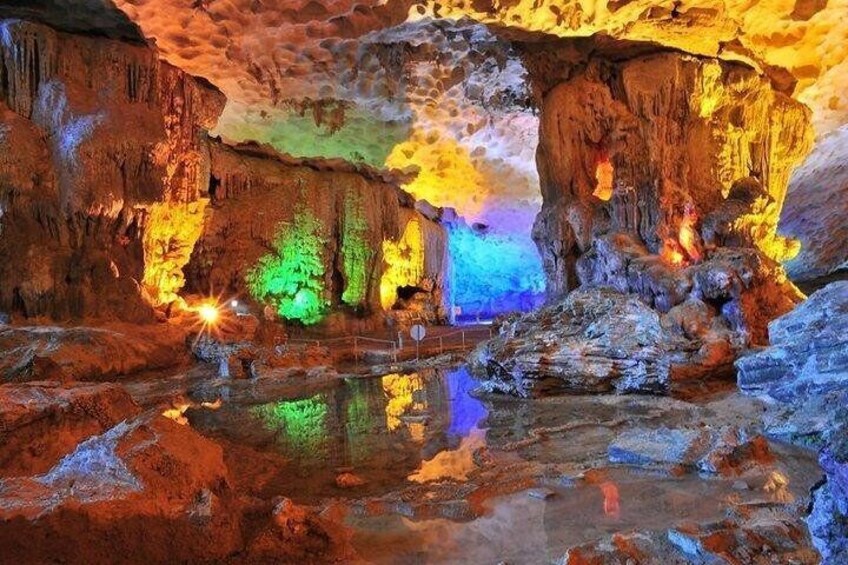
[524,45,813,297]
[780,124,848,283]
[0,19,454,329]
[183,140,452,333]
[0,19,224,321]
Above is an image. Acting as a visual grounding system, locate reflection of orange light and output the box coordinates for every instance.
[599,481,620,518]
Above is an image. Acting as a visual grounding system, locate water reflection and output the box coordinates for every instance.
[190,366,488,500]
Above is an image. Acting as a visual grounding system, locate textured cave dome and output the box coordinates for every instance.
[106,0,848,137]
[6,0,846,280]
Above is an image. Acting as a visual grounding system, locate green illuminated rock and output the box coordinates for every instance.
[246,205,327,325]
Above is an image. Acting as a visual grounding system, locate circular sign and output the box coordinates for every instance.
[410,324,427,341]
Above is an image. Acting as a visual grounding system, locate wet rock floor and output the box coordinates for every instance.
[125,365,822,563]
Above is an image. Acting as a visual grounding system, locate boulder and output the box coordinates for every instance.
[736,281,848,398]
[735,282,848,562]
[470,288,738,397]
[0,414,242,563]
[0,323,190,382]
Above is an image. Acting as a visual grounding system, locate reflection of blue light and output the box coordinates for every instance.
[445,366,488,438]
[448,224,545,321]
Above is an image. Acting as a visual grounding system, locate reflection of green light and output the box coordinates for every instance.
[344,381,374,465]
[341,191,371,307]
[252,394,328,453]
[246,204,326,324]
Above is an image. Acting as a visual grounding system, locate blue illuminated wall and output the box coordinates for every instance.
[447,222,546,322]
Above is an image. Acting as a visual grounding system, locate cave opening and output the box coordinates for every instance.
[395,284,425,302]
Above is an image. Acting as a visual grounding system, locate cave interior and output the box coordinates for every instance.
[0,1,846,563]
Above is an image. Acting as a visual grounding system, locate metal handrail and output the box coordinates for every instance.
[275,326,493,361]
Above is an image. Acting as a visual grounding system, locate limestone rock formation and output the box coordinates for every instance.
[184,139,453,333]
[781,125,848,283]
[735,282,848,563]
[575,233,801,345]
[470,288,740,397]
[561,508,819,565]
[525,44,813,296]
[0,381,141,478]
[0,19,224,321]
[0,412,243,563]
[0,17,458,329]
[109,0,848,197]
[609,426,773,476]
[736,281,848,399]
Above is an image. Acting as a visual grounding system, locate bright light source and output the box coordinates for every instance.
[230,300,239,308]
[197,303,219,324]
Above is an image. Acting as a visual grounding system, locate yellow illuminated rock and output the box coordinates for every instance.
[141,199,209,306]
[381,219,426,311]
[385,129,486,217]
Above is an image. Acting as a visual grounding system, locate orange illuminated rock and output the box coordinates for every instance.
[529,43,812,294]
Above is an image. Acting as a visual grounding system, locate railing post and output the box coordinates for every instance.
[462,331,466,348]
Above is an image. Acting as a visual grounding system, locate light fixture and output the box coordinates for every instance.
[197,303,220,325]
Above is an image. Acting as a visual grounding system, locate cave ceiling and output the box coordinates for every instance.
[4,0,845,232]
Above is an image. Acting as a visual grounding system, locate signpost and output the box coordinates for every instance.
[410,324,426,360]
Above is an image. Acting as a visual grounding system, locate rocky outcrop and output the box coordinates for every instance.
[562,508,819,565]
[575,233,801,345]
[0,19,455,330]
[0,381,141,477]
[736,282,848,399]
[470,231,803,397]
[0,19,224,321]
[0,323,190,382]
[0,413,243,563]
[184,140,452,333]
[524,42,812,296]
[470,288,741,397]
[735,282,848,563]
[0,380,357,563]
